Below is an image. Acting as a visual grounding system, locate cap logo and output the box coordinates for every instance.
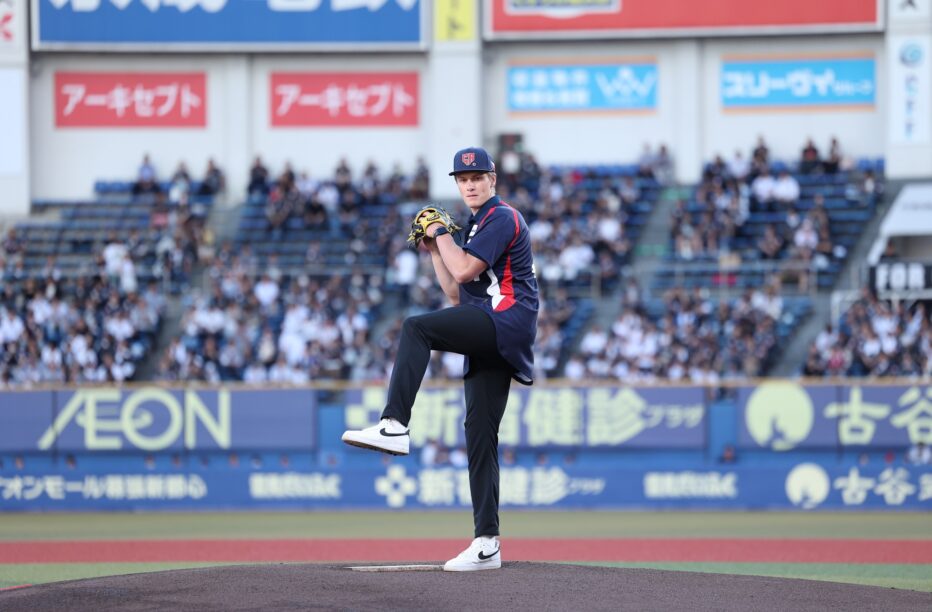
[461,152,476,166]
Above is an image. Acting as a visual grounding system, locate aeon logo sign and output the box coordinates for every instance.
[37,388,231,451]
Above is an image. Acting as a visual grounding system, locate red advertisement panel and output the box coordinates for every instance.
[488,0,881,38]
[55,72,206,128]
[270,72,419,127]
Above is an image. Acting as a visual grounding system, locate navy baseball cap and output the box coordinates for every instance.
[449,147,496,175]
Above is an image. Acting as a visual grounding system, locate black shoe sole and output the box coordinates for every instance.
[342,438,409,456]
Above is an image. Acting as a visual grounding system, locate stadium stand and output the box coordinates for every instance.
[0,144,883,385]
[804,287,930,378]
[0,157,220,385]
[654,138,884,294]
[205,152,660,383]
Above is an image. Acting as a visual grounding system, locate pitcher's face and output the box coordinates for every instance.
[455,172,496,211]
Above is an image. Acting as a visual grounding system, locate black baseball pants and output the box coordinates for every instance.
[381,305,512,538]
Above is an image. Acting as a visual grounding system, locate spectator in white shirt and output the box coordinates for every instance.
[773,170,800,207]
[103,233,129,278]
[751,169,776,210]
[253,274,280,311]
[727,150,750,181]
[579,325,609,356]
[104,311,136,344]
[0,308,24,344]
[558,236,595,281]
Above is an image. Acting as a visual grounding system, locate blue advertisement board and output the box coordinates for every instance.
[508,61,657,113]
[1,462,928,510]
[721,55,875,109]
[737,382,932,450]
[33,0,424,49]
[0,392,54,453]
[21,387,316,453]
[344,385,705,449]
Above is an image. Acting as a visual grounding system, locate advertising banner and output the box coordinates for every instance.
[435,0,475,43]
[32,388,316,452]
[0,391,54,452]
[508,58,657,114]
[55,72,207,128]
[486,0,882,40]
[33,0,424,50]
[344,385,706,449]
[270,72,419,127]
[737,382,932,450]
[888,35,932,145]
[1,463,928,511]
[721,55,876,111]
[869,261,932,295]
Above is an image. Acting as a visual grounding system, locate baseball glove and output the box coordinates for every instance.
[406,205,462,248]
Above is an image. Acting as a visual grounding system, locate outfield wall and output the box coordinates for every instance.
[0,381,930,511]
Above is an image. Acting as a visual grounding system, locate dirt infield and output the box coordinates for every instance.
[1,563,930,612]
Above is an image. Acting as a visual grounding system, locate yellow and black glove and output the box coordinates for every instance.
[406,205,462,248]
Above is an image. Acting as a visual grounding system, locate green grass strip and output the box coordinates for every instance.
[574,562,932,593]
[2,511,931,540]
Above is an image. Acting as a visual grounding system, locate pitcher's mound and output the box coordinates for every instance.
[1,562,929,611]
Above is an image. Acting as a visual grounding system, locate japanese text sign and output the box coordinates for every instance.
[345,385,706,449]
[738,382,932,450]
[55,72,206,127]
[486,0,881,39]
[35,0,423,49]
[270,72,419,127]
[508,59,657,113]
[721,55,876,111]
[3,464,928,511]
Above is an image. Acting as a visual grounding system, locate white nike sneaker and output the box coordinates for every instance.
[341,418,410,456]
[443,536,501,572]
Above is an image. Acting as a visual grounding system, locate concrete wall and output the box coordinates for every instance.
[22,30,905,206]
[0,0,29,217]
[29,54,240,201]
[701,35,886,165]
[29,53,429,202]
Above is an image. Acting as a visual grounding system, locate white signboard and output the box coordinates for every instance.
[889,35,932,145]
[889,0,932,22]
[0,0,25,58]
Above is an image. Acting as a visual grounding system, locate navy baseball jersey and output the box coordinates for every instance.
[458,195,539,384]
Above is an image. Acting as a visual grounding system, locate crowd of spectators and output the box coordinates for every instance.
[134,153,226,203]
[500,147,665,293]
[0,151,231,387]
[803,288,932,378]
[564,278,786,381]
[154,244,387,383]
[0,245,164,385]
[670,136,879,291]
[247,154,429,241]
[2,139,862,387]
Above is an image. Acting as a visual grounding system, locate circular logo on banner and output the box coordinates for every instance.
[785,463,830,509]
[745,382,814,450]
[900,44,923,68]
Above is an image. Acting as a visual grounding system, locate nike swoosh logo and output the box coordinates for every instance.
[379,428,410,437]
[478,548,499,560]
